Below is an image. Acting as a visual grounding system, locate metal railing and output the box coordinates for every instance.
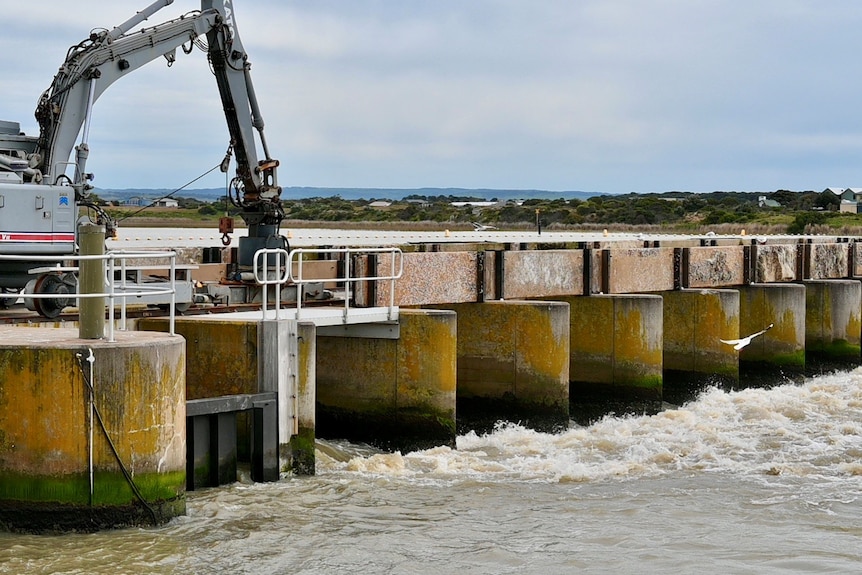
[0,250,180,340]
[253,246,404,322]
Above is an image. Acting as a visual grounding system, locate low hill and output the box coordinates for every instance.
[94,186,601,203]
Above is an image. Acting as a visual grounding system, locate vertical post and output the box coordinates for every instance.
[79,224,105,339]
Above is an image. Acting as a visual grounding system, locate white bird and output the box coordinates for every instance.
[720,323,774,350]
[471,222,497,231]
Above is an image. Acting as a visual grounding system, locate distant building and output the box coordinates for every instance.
[451,201,499,207]
[153,198,179,208]
[841,188,862,202]
[840,200,862,214]
[758,195,781,208]
[825,187,862,213]
[367,201,392,208]
[404,198,430,207]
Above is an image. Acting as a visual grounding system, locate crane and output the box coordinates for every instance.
[0,0,284,316]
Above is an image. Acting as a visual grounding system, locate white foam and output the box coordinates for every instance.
[320,369,862,483]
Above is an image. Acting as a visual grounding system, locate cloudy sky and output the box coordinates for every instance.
[3,0,861,194]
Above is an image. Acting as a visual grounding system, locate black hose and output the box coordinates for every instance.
[75,354,160,524]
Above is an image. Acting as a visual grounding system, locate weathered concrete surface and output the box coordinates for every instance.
[139,316,316,475]
[607,248,675,293]
[804,280,861,364]
[291,322,317,475]
[854,243,862,277]
[754,245,797,283]
[660,289,740,400]
[430,301,570,431]
[500,250,584,298]
[563,294,663,400]
[808,243,850,280]
[0,328,186,532]
[373,251,480,306]
[139,318,258,399]
[316,309,457,451]
[687,246,745,288]
[738,284,806,374]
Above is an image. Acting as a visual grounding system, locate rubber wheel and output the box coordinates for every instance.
[32,274,70,319]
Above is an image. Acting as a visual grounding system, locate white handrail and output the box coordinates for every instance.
[0,250,179,340]
[252,248,290,320]
[252,246,403,321]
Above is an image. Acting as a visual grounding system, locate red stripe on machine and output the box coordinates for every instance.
[0,232,75,242]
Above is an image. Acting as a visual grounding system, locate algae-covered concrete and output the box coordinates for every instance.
[564,294,663,400]
[433,301,570,431]
[139,318,258,399]
[0,328,186,532]
[140,316,317,475]
[738,284,806,374]
[660,289,739,399]
[804,280,861,365]
[316,309,457,451]
[290,322,316,475]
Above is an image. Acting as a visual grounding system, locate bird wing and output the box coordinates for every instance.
[720,337,751,350]
[749,323,775,339]
[720,324,772,350]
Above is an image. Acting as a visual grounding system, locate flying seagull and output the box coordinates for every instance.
[720,323,774,350]
[471,222,498,231]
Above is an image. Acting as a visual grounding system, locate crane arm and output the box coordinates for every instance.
[34,0,281,228]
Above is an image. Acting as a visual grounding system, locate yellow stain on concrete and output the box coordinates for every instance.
[661,289,739,375]
[296,322,317,431]
[558,295,663,393]
[139,318,258,399]
[804,280,862,358]
[395,310,457,412]
[317,310,457,412]
[739,284,805,367]
[437,301,569,406]
[0,328,185,499]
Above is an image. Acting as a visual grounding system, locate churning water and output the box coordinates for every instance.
[2,369,861,574]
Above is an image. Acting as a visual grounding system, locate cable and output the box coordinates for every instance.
[75,352,160,524]
[114,163,222,223]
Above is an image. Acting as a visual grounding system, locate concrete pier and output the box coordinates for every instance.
[138,316,317,476]
[0,328,186,533]
[291,322,317,475]
[660,289,740,401]
[431,301,570,432]
[804,280,861,366]
[316,309,457,451]
[564,294,664,402]
[737,284,806,377]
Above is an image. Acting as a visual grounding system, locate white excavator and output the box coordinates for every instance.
[0,0,284,317]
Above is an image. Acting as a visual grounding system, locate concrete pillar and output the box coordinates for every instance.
[0,328,186,533]
[660,289,739,402]
[78,224,105,340]
[804,280,861,366]
[564,294,663,402]
[316,309,457,451]
[433,301,570,432]
[139,317,317,475]
[290,322,316,475]
[738,284,806,376]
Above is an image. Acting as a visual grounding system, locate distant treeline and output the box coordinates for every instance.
[180,189,844,232]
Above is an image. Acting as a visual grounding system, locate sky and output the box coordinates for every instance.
[3,0,862,194]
